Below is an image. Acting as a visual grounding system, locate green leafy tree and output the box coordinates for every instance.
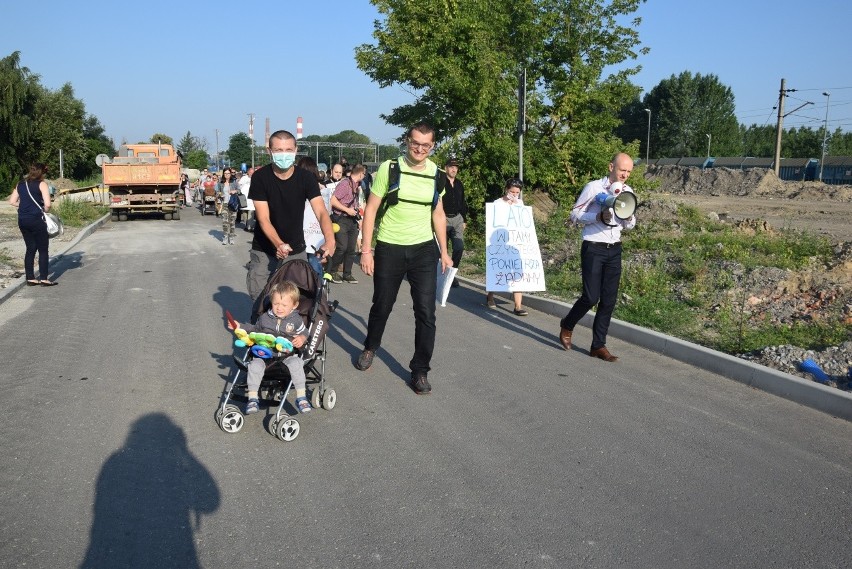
[225,132,252,169]
[29,83,86,179]
[827,128,852,156]
[149,133,174,146]
[740,124,776,157]
[643,71,740,158]
[72,114,115,181]
[0,51,39,190]
[183,149,210,170]
[177,130,208,156]
[355,0,647,218]
[785,127,823,158]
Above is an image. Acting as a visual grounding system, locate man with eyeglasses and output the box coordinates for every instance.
[355,122,454,395]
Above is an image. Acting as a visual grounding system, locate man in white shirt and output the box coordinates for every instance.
[558,153,637,362]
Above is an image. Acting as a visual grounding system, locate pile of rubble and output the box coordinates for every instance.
[646,165,852,202]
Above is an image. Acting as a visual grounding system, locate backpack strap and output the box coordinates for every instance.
[377,157,446,221]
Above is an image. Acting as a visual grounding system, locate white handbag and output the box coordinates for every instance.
[44,212,63,238]
[22,180,64,238]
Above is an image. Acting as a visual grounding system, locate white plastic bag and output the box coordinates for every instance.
[44,213,64,239]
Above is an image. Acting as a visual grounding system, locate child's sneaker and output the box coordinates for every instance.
[246,397,259,415]
[295,396,312,414]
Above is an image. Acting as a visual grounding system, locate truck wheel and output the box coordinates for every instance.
[172,209,180,220]
[110,213,119,222]
[118,213,128,222]
[164,213,173,221]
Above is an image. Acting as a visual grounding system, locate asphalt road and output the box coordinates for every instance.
[0,210,849,568]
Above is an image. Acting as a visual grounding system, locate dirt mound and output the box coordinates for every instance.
[646,165,852,202]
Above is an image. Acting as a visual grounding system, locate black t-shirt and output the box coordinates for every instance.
[248,165,321,255]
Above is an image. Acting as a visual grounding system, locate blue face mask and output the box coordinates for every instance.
[271,152,296,170]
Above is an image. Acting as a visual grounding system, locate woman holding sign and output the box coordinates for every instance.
[486,178,529,316]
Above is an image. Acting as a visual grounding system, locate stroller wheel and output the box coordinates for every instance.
[219,404,244,434]
[276,417,300,442]
[311,389,322,410]
[321,388,337,410]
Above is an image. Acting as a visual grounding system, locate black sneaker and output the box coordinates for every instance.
[330,273,343,284]
[355,349,375,371]
[411,371,432,395]
[342,274,359,284]
[451,278,460,288]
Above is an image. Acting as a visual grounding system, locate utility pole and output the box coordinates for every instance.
[643,108,651,163]
[215,129,220,172]
[517,67,526,183]
[819,92,831,182]
[773,79,813,176]
[773,78,785,176]
[248,113,255,169]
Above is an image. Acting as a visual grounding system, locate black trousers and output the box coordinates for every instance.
[365,240,438,373]
[19,216,49,281]
[560,241,622,349]
[328,216,359,276]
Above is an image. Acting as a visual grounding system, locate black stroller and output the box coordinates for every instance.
[217,259,337,441]
[201,186,219,216]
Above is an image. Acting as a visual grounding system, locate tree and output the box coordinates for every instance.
[642,72,740,158]
[72,114,116,181]
[784,126,823,158]
[741,124,776,158]
[29,82,86,179]
[0,51,39,190]
[355,0,647,214]
[225,132,252,169]
[149,133,174,146]
[177,131,207,156]
[183,149,210,170]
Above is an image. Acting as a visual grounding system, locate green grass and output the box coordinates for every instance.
[459,202,849,356]
[54,199,109,227]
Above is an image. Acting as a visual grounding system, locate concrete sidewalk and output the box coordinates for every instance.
[473,281,852,422]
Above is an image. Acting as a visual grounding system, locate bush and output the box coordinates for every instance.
[54,199,108,227]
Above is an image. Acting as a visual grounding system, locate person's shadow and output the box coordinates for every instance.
[79,413,220,569]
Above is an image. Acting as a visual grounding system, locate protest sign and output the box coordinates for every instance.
[303,201,325,253]
[485,200,545,292]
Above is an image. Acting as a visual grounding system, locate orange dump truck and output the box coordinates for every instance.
[102,143,182,221]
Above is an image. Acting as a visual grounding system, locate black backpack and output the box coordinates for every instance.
[376,157,447,221]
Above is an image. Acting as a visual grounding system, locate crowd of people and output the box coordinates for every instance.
[8,124,637,404]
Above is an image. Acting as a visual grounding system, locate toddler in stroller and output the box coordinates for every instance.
[218,258,337,441]
[227,280,312,415]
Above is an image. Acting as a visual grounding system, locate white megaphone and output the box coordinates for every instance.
[595,182,637,226]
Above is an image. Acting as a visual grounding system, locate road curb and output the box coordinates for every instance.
[0,213,110,307]
[462,277,852,422]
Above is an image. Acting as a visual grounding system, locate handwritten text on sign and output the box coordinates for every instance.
[485,201,546,292]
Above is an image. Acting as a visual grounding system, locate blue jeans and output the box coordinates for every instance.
[365,240,438,373]
[560,241,622,349]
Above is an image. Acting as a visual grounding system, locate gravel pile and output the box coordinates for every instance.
[740,342,852,390]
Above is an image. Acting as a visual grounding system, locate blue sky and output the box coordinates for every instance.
[5,0,850,151]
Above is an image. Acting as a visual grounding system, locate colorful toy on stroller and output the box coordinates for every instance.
[217,259,338,441]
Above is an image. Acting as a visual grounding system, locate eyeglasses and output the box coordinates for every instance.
[407,139,434,151]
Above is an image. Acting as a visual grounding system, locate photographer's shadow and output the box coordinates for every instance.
[80,413,220,569]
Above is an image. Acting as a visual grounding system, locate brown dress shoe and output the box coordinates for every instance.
[589,346,618,362]
[559,328,573,350]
